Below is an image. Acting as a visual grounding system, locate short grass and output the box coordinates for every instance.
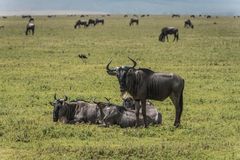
[0,15,240,159]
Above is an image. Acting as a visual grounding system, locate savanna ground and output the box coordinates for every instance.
[0,15,240,159]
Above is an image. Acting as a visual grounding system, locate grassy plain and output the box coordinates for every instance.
[0,15,240,159]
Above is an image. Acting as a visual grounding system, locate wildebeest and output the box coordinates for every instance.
[124,15,128,18]
[25,18,35,35]
[184,19,194,29]
[159,27,179,42]
[172,14,180,18]
[2,16,7,19]
[95,100,162,128]
[207,15,211,18]
[88,19,96,26]
[129,18,139,26]
[0,25,4,29]
[95,18,104,25]
[106,57,184,128]
[74,20,88,28]
[49,95,101,124]
[22,15,31,19]
[190,15,195,18]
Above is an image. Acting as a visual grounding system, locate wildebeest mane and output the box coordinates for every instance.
[126,68,153,96]
[62,103,78,121]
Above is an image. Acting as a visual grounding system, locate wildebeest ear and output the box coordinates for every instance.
[54,93,57,100]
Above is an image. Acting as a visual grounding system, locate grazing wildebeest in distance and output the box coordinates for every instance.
[74,20,88,28]
[88,19,96,26]
[106,57,184,128]
[129,18,139,26]
[49,95,101,124]
[172,14,180,18]
[95,18,104,25]
[141,15,145,17]
[199,14,202,17]
[25,18,35,35]
[95,100,162,128]
[47,15,56,18]
[184,19,194,29]
[159,27,179,42]
[190,15,195,18]
[0,25,4,29]
[124,15,128,18]
[22,15,31,19]
[2,16,7,19]
[207,15,211,18]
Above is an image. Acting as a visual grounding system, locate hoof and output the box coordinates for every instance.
[174,122,180,128]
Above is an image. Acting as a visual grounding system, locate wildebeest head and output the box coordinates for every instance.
[106,57,137,94]
[159,33,165,42]
[49,94,68,122]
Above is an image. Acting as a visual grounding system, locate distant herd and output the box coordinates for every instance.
[0,14,237,42]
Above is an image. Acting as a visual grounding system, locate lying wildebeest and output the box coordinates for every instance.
[88,19,96,26]
[95,100,162,128]
[25,19,35,35]
[74,20,88,29]
[95,18,104,25]
[159,27,179,42]
[184,19,194,29]
[129,18,139,26]
[106,57,184,128]
[49,95,101,124]
[172,14,180,18]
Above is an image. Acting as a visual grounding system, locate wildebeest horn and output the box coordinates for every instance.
[54,93,57,100]
[64,96,68,101]
[106,60,115,72]
[104,97,111,102]
[128,57,137,68]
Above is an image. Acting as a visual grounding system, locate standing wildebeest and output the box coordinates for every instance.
[49,95,101,124]
[184,19,194,29]
[106,57,184,128]
[25,18,35,35]
[172,14,180,18]
[74,20,88,28]
[88,19,96,26]
[95,18,104,25]
[2,16,7,19]
[159,27,179,42]
[207,15,211,18]
[190,15,195,18]
[129,18,139,26]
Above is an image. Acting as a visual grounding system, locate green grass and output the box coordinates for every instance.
[0,15,240,159]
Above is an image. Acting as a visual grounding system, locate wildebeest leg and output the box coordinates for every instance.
[141,99,148,128]
[170,92,183,127]
[135,100,141,127]
[166,35,169,42]
[32,28,34,35]
[25,28,28,35]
